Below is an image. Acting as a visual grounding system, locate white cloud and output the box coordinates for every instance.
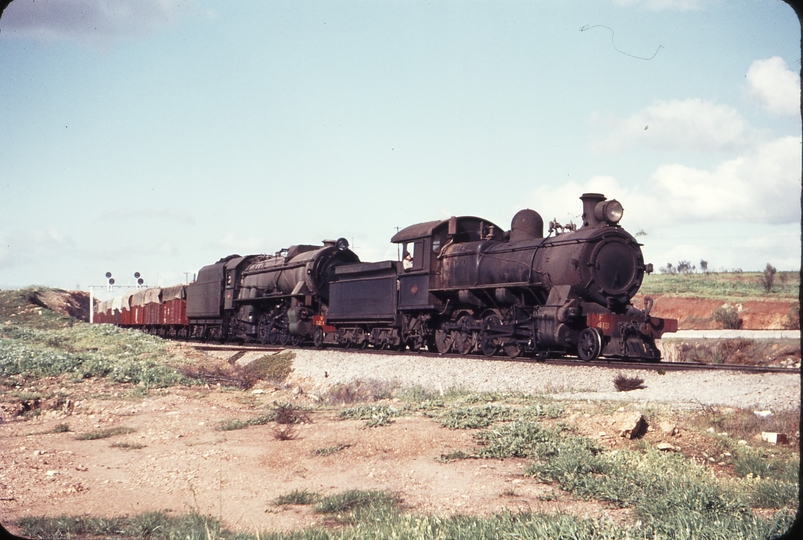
[0,0,195,43]
[530,135,801,229]
[650,136,801,223]
[612,0,712,10]
[591,98,757,153]
[745,56,801,117]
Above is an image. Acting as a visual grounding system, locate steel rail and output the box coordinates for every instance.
[186,341,799,374]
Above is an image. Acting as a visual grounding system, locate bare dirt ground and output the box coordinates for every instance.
[1,361,798,536]
[1,377,651,535]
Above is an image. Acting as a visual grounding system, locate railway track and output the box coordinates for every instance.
[189,342,799,375]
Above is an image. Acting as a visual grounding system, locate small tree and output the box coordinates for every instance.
[699,260,708,274]
[676,260,696,274]
[660,262,676,275]
[761,263,777,293]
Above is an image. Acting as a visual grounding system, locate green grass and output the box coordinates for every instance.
[215,412,276,431]
[15,505,795,540]
[274,489,319,506]
[0,322,192,388]
[0,288,82,330]
[313,489,401,523]
[242,351,295,383]
[639,271,800,300]
[0,287,196,389]
[431,404,514,429]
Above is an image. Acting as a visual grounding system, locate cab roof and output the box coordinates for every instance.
[390,216,501,243]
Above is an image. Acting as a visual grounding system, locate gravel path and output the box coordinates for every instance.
[286,349,800,411]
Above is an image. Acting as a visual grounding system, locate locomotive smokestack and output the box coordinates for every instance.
[580,193,606,228]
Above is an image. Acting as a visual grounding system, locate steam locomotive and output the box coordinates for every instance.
[95,193,677,361]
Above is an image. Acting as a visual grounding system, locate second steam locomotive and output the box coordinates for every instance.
[95,193,677,361]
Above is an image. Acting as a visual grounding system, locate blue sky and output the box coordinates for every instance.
[0,0,800,296]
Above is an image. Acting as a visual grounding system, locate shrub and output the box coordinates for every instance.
[272,423,298,441]
[712,304,742,329]
[613,374,645,391]
[52,423,70,433]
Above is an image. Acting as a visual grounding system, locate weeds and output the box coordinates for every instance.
[16,511,221,540]
[275,402,312,425]
[436,450,474,462]
[671,339,799,365]
[272,423,298,440]
[0,322,191,388]
[274,489,318,506]
[217,417,266,431]
[110,441,147,450]
[242,351,295,383]
[750,478,798,509]
[687,405,800,444]
[74,426,136,440]
[314,489,399,516]
[339,404,404,427]
[325,379,396,405]
[15,506,795,540]
[732,448,799,482]
[312,444,351,456]
[474,421,575,459]
[432,404,513,429]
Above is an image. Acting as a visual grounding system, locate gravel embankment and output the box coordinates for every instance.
[284,349,800,411]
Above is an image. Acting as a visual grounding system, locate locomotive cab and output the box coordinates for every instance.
[391,216,504,311]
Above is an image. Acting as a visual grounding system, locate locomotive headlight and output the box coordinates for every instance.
[595,199,624,225]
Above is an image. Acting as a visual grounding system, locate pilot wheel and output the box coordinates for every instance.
[577,327,603,362]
